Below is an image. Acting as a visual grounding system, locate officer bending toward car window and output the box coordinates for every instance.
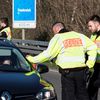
[87,15,100,100]
[26,22,97,100]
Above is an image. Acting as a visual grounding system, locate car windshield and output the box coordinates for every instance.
[0,48,31,72]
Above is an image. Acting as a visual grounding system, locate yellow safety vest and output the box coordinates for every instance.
[90,34,100,63]
[27,31,97,69]
[0,27,12,40]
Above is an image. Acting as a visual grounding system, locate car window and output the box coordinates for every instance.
[12,48,31,71]
[0,49,14,71]
[0,49,11,56]
[0,48,31,72]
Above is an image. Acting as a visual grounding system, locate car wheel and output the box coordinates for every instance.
[0,91,12,100]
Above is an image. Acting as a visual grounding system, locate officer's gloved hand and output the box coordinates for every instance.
[85,67,94,83]
[26,55,34,63]
[89,68,94,77]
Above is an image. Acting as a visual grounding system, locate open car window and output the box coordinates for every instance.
[0,48,31,72]
[12,48,31,71]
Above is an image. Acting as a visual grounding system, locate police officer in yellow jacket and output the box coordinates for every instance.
[0,17,12,40]
[87,15,100,100]
[26,22,97,100]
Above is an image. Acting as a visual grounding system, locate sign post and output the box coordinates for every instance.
[22,29,25,40]
[12,0,36,39]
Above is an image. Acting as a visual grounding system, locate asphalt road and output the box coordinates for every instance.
[41,69,61,100]
[42,69,100,100]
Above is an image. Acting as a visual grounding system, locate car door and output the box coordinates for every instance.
[0,71,40,95]
[0,48,41,95]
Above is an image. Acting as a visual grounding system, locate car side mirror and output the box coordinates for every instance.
[36,64,49,74]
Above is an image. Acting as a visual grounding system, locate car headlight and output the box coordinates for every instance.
[36,89,56,100]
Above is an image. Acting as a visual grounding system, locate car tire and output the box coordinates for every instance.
[0,91,12,100]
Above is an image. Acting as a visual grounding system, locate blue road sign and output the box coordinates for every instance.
[13,0,36,28]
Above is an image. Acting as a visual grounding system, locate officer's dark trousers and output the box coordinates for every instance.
[60,67,90,100]
[88,63,100,100]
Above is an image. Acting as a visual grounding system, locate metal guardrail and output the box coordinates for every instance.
[12,39,49,55]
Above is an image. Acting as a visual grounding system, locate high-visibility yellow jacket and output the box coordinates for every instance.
[90,33,100,63]
[0,27,12,40]
[27,31,97,69]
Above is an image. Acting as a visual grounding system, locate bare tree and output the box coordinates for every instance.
[0,0,100,40]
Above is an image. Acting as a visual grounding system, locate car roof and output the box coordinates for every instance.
[0,38,16,48]
[0,38,24,57]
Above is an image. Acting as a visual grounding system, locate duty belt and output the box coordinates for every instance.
[59,67,88,74]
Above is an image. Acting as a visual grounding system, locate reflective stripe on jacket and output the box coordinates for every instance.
[0,27,12,40]
[90,34,100,63]
[27,31,97,69]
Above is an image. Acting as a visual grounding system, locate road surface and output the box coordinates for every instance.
[42,69,61,100]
